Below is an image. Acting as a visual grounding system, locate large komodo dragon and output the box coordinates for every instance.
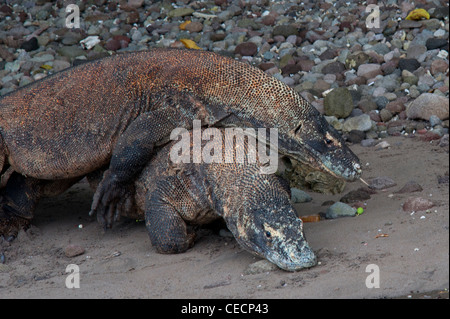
[1,128,317,271]
[0,48,361,238]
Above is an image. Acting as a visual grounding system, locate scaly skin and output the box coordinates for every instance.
[0,48,361,234]
[0,128,316,271]
[136,128,317,271]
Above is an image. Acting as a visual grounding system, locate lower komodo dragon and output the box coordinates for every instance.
[0,48,362,238]
[0,128,317,271]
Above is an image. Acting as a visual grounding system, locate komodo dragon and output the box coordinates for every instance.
[0,48,361,236]
[1,128,317,271]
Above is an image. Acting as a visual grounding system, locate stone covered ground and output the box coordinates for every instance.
[0,0,448,299]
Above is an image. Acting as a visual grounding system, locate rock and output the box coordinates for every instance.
[323,87,354,118]
[399,20,422,29]
[386,99,406,115]
[20,37,39,52]
[340,187,374,204]
[398,58,420,72]
[297,59,315,72]
[402,197,434,212]
[185,21,203,33]
[321,61,345,75]
[237,18,260,30]
[395,181,423,194]
[57,45,87,59]
[234,42,257,56]
[126,10,140,24]
[357,63,382,80]
[342,114,372,132]
[62,31,84,46]
[425,38,448,50]
[406,93,449,121]
[52,59,71,72]
[104,39,121,51]
[0,46,15,62]
[431,59,449,75]
[406,44,427,59]
[379,109,393,122]
[244,259,279,275]
[261,14,276,26]
[361,138,377,147]
[402,69,418,85]
[64,244,85,258]
[369,176,396,190]
[273,25,298,37]
[345,51,370,70]
[346,130,366,144]
[429,115,442,127]
[439,134,449,148]
[325,202,356,219]
[291,188,312,203]
[168,8,194,18]
[305,30,325,42]
[127,0,144,9]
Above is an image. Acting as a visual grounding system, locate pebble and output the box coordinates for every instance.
[168,8,194,18]
[398,58,421,72]
[64,244,85,258]
[244,259,279,275]
[406,93,449,121]
[395,181,423,194]
[342,114,372,132]
[425,38,448,50]
[325,202,357,219]
[20,37,39,52]
[234,42,257,56]
[323,87,354,119]
[290,188,312,203]
[402,197,435,212]
[340,187,374,204]
[357,63,382,80]
[369,176,397,190]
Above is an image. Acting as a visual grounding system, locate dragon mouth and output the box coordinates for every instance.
[266,244,317,271]
[282,147,362,182]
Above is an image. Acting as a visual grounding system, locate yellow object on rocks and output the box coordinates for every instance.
[405,9,430,20]
[179,20,191,30]
[179,39,201,50]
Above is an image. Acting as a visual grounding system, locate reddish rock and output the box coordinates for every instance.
[419,131,442,141]
[357,63,383,80]
[402,197,434,212]
[234,42,258,56]
[386,99,406,115]
[431,59,449,75]
[185,21,203,33]
[297,59,315,72]
[395,181,423,194]
[64,244,85,258]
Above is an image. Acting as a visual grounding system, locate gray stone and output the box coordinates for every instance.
[369,176,397,190]
[342,114,373,132]
[244,259,279,275]
[291,188,312,203]
[273,25,298,37]
[325,202,356,219]
[323,87,354,119]
[168,7,194,18]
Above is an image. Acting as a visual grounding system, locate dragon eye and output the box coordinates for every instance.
[294,123,302,135]
[265,231,272,238]
[325,138,333,145]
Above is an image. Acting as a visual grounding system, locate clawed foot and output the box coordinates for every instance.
[89,171,135,229]
[0,209,30,243]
